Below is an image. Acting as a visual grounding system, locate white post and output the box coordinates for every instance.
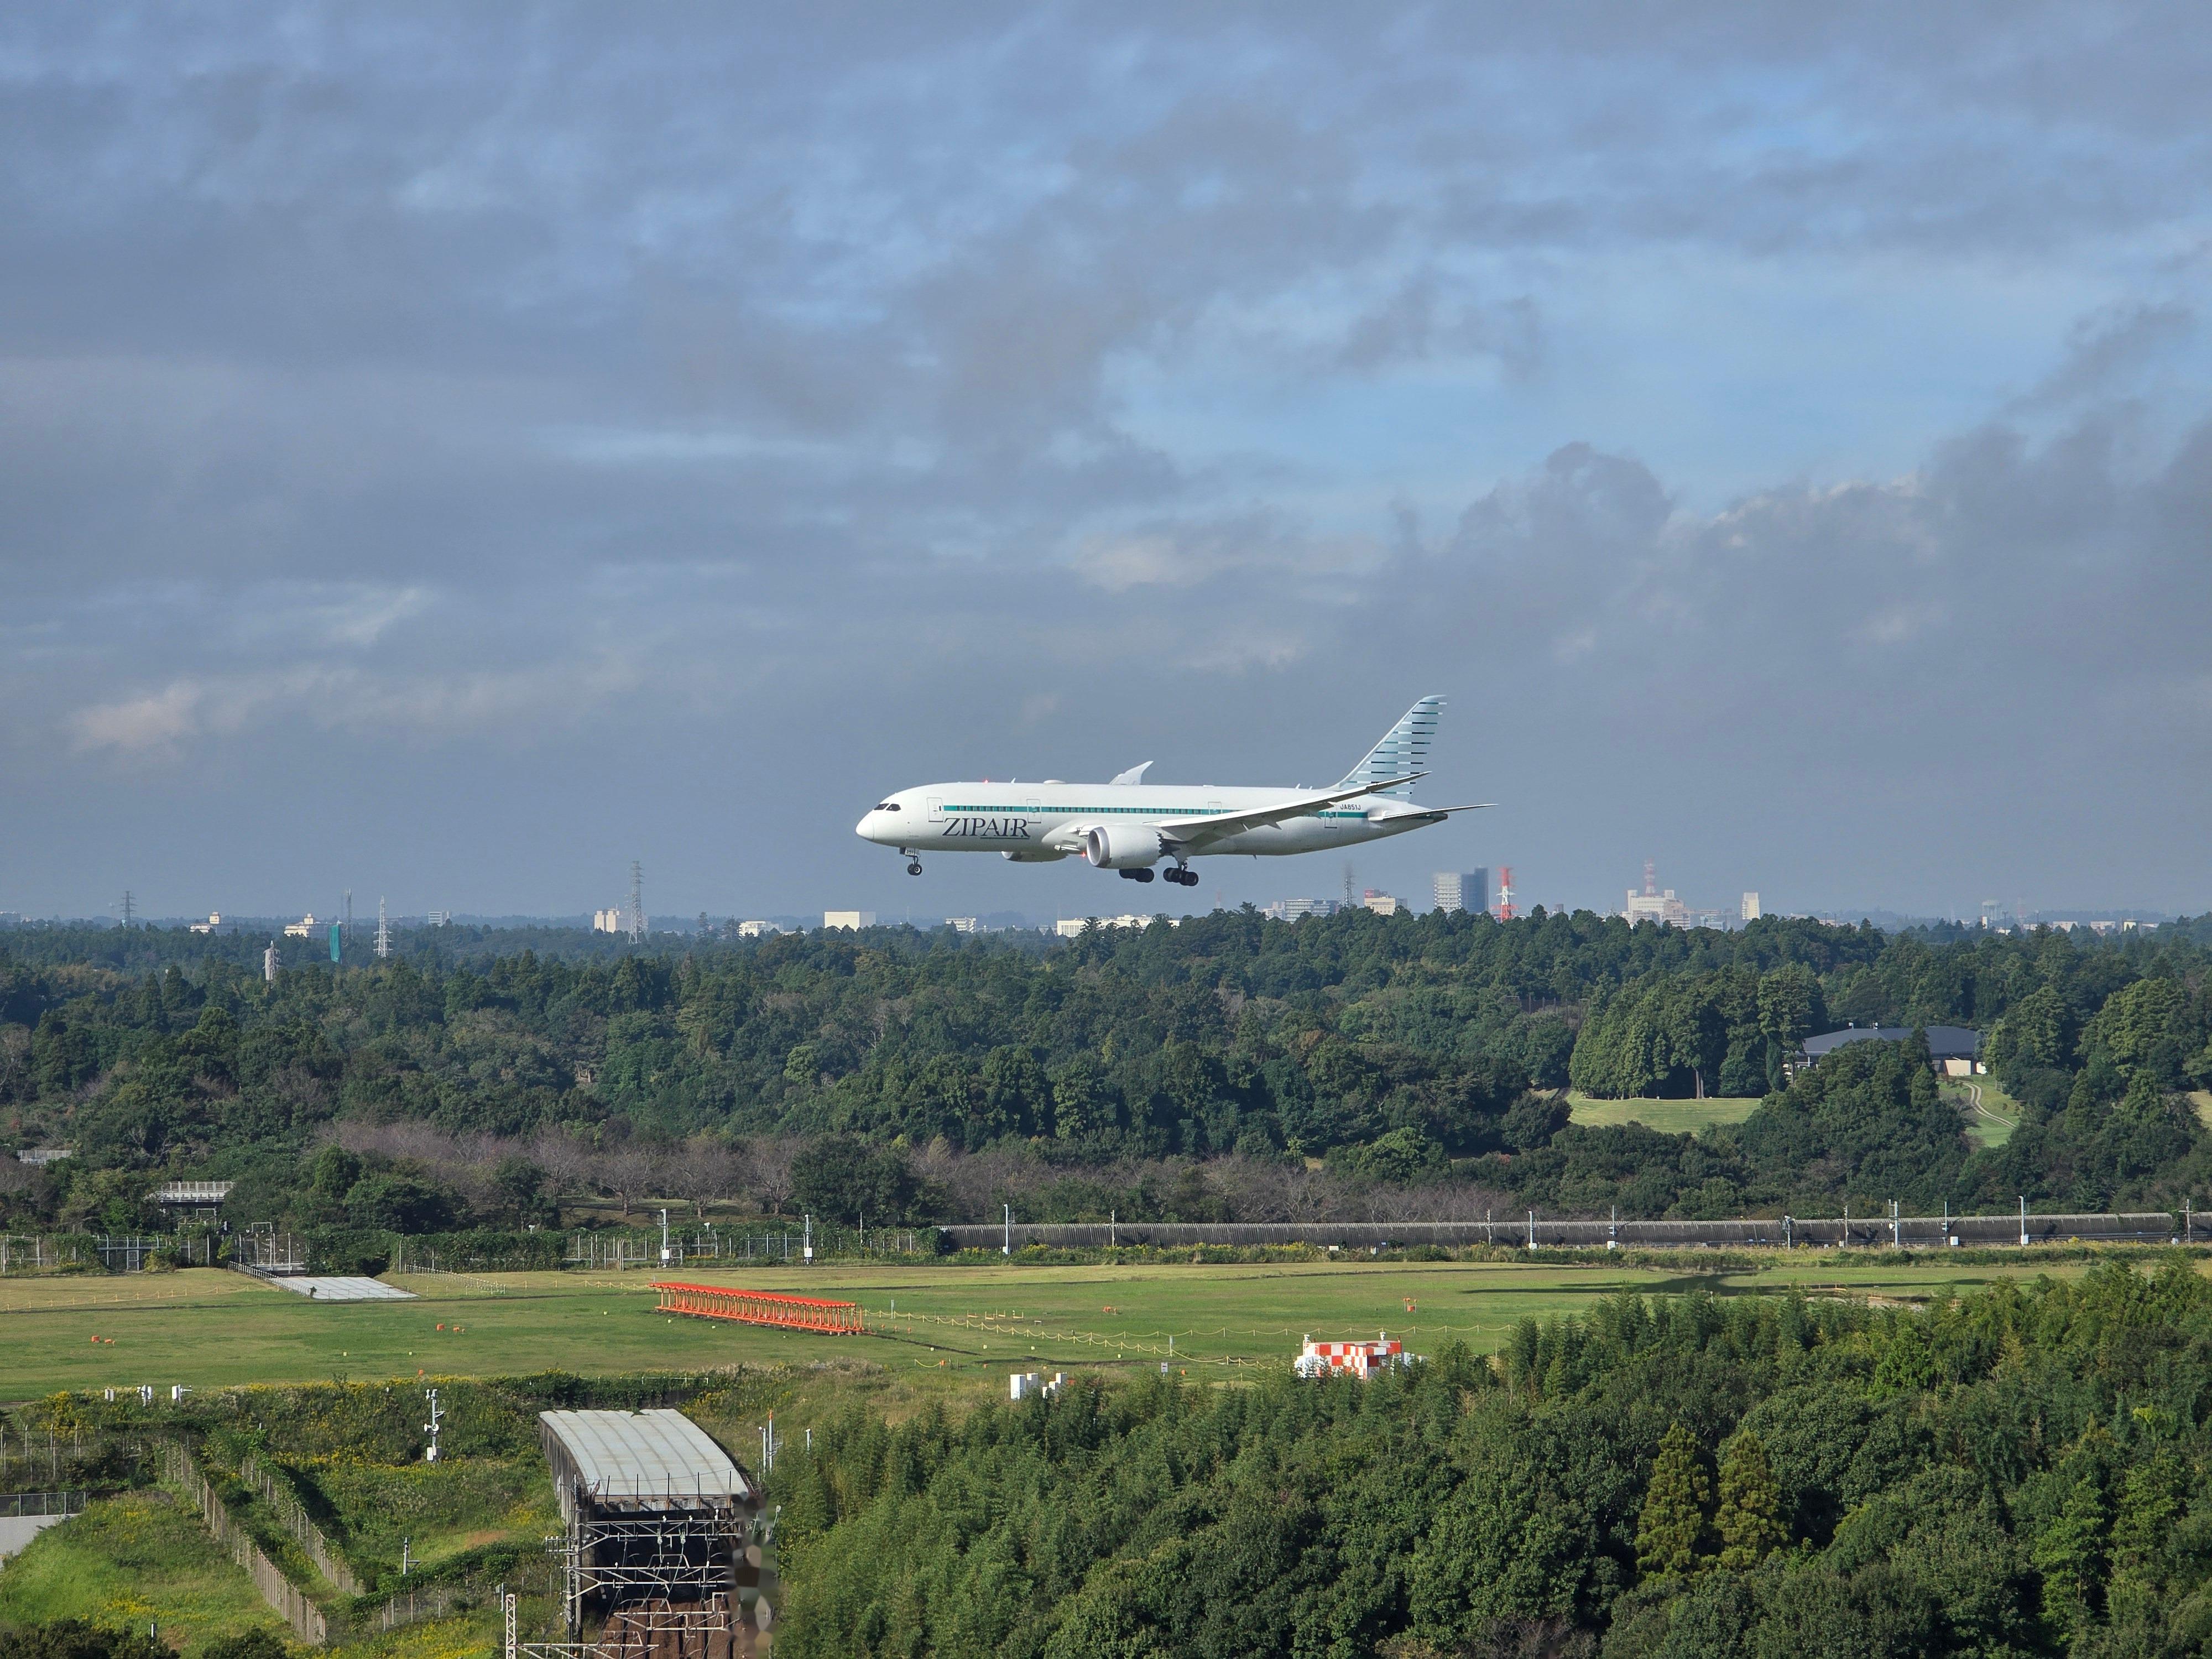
[2020,1195,2028,1247]
[660,1208,670,1265]
[1003,1204,1012,1256]
[1527,1210,1535,1250]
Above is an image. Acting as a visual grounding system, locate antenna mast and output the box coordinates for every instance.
[119,890,134,928]
[375,896,390,960]
[344,890,353,946]
[627,860,645,943]
[1496,865,1516,922]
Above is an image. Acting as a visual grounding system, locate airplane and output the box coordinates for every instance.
[855,695,1490,886]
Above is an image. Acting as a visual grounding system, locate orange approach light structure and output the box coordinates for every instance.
[653,1281,868,1335]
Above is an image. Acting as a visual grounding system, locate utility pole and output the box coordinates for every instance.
[375,896,390,960]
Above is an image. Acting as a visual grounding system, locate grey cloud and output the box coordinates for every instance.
[4,6,2211,916]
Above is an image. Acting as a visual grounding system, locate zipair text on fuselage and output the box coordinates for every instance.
[941,816,1035,841]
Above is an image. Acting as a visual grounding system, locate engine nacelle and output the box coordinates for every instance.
[1081,822,1165,869]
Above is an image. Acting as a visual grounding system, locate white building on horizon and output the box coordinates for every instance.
[823,910,877,930]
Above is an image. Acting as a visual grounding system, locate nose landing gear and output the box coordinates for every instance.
[900,851,923,876]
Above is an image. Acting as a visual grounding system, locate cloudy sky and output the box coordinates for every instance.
[6,3,2209,925]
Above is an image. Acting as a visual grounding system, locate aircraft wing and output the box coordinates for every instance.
[1152,774,1426,852]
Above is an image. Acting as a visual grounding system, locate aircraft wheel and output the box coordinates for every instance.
[907,861,923,876]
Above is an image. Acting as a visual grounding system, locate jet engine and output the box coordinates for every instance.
[1081,822,1166,869]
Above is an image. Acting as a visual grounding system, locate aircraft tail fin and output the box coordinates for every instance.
[1335,696,1443,797]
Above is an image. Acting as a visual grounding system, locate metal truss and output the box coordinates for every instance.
[552,1500,775,1639]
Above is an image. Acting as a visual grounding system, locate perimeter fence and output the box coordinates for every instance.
[940,1210,2191,1252]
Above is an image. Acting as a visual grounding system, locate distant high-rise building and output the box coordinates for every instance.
[1624,860,1689,927]
[1261,897,1343,922]
[1432,869,1489,914]
[263,941,278,982]
[592,909,624,933]
[1741,892,1762,922]
[1362,889,1401,916]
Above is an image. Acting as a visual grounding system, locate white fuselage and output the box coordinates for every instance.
[855,781,1442,862]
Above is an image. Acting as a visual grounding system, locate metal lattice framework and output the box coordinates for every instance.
[550,1494,777,1638]
[653,1282,867,1334]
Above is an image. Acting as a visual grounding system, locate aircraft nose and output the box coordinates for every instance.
[855,811,875,839]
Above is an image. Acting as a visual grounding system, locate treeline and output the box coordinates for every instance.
[772,1262,2212,1658]
[1,909,2208,1232]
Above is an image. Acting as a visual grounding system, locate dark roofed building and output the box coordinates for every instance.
[1801,1025,1983,1076]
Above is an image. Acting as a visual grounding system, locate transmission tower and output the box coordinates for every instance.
[374,896,391,959]
[627,861,645,943]
[1342,862,1355,909]
[119,890,134,928]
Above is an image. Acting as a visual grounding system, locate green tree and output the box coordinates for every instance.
[1636,1422,1713,1583]
[2032,1473,2109,1644]
[0,1621,171,1659]
[1757,963,1824,1051]
[1713,1427,1787,1569]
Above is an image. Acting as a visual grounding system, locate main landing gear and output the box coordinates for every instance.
[1164,867,1198,886]
[1119,867,1156,883]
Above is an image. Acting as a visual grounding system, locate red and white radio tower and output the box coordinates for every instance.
[1496,866,1516,922]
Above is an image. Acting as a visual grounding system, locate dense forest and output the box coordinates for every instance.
[1,908,2207,1233]
[771,1260,2212,1659]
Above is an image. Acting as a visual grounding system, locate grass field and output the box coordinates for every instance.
[1944,1078,2023,1148]
[2193,1090,2212,1129]
[0,1487,502,1659]
[1566,1093,1762,1134]
[3,1254,2182,1401]
[0,1489,292,1655]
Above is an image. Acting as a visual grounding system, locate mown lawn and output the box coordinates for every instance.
[1565,1093,1762,1134]
[3,1253,2173,1398]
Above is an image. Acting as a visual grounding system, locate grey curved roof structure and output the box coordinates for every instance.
[1802,1024,1980,1061]
[538,1409,751,1514]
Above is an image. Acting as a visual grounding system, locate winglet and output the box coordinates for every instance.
[1109,761,1153,786]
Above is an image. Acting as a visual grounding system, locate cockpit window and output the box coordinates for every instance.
[874,802,900,812]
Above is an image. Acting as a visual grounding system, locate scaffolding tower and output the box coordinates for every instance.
[536,1410,776,1656]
